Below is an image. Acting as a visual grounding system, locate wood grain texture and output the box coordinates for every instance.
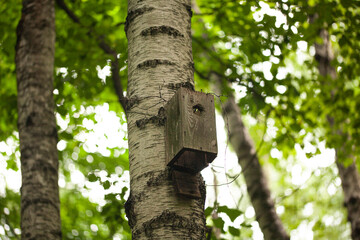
[165,88,217,173]
[172,170,201,199]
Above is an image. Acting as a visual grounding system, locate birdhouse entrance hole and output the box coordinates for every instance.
[192,104,204,115]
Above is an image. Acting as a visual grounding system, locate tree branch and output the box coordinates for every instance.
[55,0,80,24]
[55,0,127,112]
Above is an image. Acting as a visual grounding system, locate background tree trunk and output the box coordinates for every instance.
[125,0,207,239]
[314,24,360,240]
[15,0,61,239]
[211,73,289,240]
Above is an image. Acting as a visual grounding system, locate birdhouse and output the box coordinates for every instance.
[172,170,201,199]
[165,87,217,173]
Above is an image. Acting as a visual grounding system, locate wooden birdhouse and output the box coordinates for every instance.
[165,87,218,174]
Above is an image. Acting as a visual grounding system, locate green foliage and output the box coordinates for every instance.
[205,203,248,239]
[1,0,359,239]
[1,0,131,238]
[102,188,131,238]
[217,205,243,222]
[193,0,360,166]
[0,1,21,141]
[193,0,357,238]
[0,188,20,239]
[60,187,130,240]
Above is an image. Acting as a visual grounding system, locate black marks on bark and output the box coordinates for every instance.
[20,124,58,138]
[125,193,136,228]
[183,3,193,18]
[147,168,172,187]
[183,3,192,37]
[133,210,202,238]
[24,113,58,139]
[141,25,184,38]
[345,195,360,208]
[130,170,164,188]
[51,230,63,239]
[124,95,140,110]
[51,126,58,138]
[188,61,195,71]
[15,12,25,51]
[21,158,58,176]
[23,227,62,240]
[198,175,206,201]
[157,106,166,121]
[143,210,182,237]
[21,198,59,215]
[25,112,36,127]
[125,7,155,34]
[125,192,144,229]
[17,76,50,89]
[166,82,194,91]
[136,107,166,129]
[137,59,175,69]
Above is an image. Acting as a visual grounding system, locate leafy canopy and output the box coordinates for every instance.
[1,0,359,239]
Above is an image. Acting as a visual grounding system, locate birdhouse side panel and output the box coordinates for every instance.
[165,91,185,166]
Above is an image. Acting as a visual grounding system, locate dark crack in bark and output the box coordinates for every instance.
[125,7,155,34]
[141,25,184,38]
[137,59,175,69]
[136,107,166,129]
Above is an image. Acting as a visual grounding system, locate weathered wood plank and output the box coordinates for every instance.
[172,170,201,199]
[165,87,217,173]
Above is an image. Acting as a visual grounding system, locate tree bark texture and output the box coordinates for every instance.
[211,73,289,240]
[125,0,206,239]
[15,0,61,239]
[314,27,360,240]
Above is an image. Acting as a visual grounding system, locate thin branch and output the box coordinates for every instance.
[193,12,215,16]
[55,0,80,23]
[207,110,269,187]
[275,170,316,204]
[115,21,126,27]
[196,68,298,146]
[192,36,228,67]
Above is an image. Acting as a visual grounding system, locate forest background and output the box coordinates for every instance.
[1,0,360,239]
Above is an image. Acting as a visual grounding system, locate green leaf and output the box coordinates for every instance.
[229,226,240,236]
[87,173,98,182]
[103,180,111,190]
[217,205,242,222]
[213,218,225,231]
[205,207,213,217]
[6,158,18,171]
[241,222,252,228]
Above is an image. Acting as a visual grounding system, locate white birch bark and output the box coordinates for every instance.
[125,0,206,239]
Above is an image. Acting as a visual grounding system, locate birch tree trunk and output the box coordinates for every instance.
[15,0,61,239]
[211,73,289,240]
[314,27,360,240]
[125,0,207,239]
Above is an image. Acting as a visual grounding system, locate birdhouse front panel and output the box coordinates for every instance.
[165,87,217,173]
